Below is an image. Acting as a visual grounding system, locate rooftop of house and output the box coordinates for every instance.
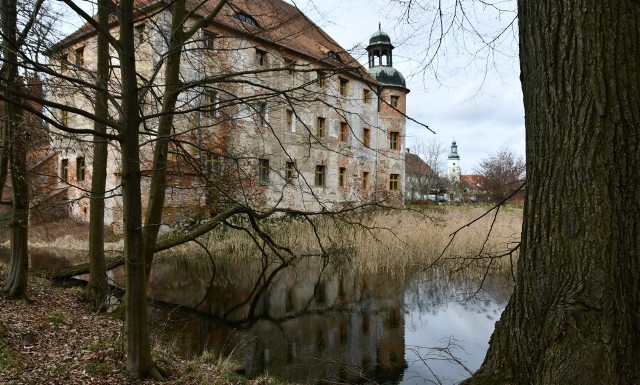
[54,0,376,84]
[405,152,434,176]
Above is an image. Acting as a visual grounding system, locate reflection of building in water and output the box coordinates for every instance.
[147,256,406,383]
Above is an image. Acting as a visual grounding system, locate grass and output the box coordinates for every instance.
[49,311,70,324]
[155,205,522,277]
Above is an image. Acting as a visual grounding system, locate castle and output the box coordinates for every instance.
[50,0,409,226]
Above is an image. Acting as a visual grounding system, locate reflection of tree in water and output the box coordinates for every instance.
[148,255,408,383]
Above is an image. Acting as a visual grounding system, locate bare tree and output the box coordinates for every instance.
[475,147,525,203]
[406,138,447,201]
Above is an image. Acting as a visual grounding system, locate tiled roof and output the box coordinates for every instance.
[405,153,433,176]
[55,0,374,81]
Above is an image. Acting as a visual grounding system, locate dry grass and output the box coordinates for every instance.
[9,206,522,277]
[157,205,523,276]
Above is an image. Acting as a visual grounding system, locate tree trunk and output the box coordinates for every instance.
[119,0,158,378]
[464,1,640,383]
[141,0,186,277]
[86,0,111,309]
[1,0,29,300]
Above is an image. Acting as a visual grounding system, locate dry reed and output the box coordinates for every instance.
[156,205,523,277]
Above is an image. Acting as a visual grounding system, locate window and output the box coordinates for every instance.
[285,161,295,182]
[363,89,372,103]
[135,24,144,45]
[284,59,295,76]
[75,46,84,66]
[326,51,341,62]
[204,91,219,117]
[315,165,325,186]
[61,159,69,182]
[389,131,400,150]
[390,95,399,107]
[76,157,85,182]
[206,154,221,179]
[339,77,349,96]
[339,121,349,142]
[338,167,346,187]
[363,127,371,148]
[362,171,369,189]
[286,110,295,132]
[389,174,400,191]
[203,30,216,49]
[316,117,326,138]
[235,12,258,27]
[316,71,326,91]
[61,110,68,126]
[61,53,68,72]
[255,49,267,66]
[257,102,267,126]
[258,159,270,183]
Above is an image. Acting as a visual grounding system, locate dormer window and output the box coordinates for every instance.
[326,51,341,62]
[325,51,342,62]
[235,12,258,27]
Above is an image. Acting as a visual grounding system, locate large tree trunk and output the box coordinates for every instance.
[464,1,640,383]
[86,0,111,309]
[1,0,29,300]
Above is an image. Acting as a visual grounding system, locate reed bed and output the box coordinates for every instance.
[157,205,523,277]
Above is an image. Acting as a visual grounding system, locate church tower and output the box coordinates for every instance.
[448,140,461,183]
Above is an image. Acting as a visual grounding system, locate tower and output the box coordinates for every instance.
[366,23,406,89]
[448,140,461,183]
[366,24,410,204]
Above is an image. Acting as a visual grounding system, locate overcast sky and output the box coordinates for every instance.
[291,0,525,174]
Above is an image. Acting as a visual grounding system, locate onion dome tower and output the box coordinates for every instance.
[448,140,461,183]
[366,23,407,89]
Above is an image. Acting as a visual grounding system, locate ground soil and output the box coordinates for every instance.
[0,267,260,385]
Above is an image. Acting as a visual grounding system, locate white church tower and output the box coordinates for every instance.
[448,140,461,183]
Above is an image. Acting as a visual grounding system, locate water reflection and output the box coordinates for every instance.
[141,255,512,384]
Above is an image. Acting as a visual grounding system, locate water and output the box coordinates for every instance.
[138,255,513,384]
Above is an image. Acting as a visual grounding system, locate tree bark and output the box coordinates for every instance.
[141,0,186,278]
[464,1,640,383]
[1,0,29,300]
[119,0,158,378]
[86,0,111,309]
